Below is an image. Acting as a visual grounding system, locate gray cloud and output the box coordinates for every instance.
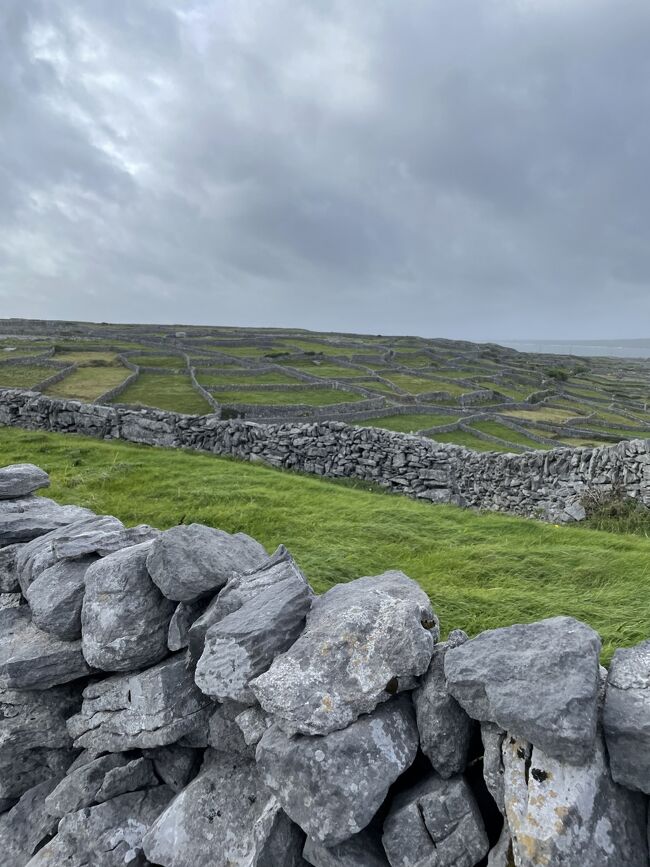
[1,0,650,339]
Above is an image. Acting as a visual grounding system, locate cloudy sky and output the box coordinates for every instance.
[1,0,649,339]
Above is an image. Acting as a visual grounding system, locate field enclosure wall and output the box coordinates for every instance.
[1,388,650,522]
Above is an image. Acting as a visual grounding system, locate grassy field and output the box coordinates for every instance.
[360,413,461,433]
[214,388,364,406]
[197,370,301,387]
[113,372,212,414]
[0,424,647,661]
[0,364,60,387]
[128,354,187,369]
[44,366,130,401]
[53,351,119,364]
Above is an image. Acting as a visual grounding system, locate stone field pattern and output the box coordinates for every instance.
[1,462,650,866]
[4,318,650,453]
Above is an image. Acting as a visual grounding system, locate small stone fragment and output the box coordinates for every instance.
[445,616,601,763]
[0,544,20,592]
[95,756,158,802]
[256,696,419,846]
[81,540,175,671]
[236,706,271,747]
[143,745,201,792]
[168,599,206,651]
[252,571,436,735]
[146,523,268,602]
[382,772,489,867]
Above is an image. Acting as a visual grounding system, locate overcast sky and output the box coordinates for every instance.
[2,0,650,340]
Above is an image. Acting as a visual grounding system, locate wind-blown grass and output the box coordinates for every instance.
[1,424,648,662]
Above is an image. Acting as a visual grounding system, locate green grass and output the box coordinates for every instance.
[214,388,364,406]
[386,374,465,396]
[112,372,212,414]
[44,366,130,402]
[197,370,301,387]
[470,421,551,449]
[0,364,60,388]
[1,424,647,661]
[431,429,520,452]
[53,351,119,364]
[128,354,187,369]
[279,359,367,378]
[359,414,460,433]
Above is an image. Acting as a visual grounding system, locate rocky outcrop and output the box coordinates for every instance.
[0,462,648,867]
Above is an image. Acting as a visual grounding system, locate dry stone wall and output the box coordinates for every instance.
[0,462,649,866]
[2,388,650,521]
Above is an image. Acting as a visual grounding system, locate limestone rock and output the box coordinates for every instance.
[236,706,271,747]
[0,606,91,689]
[503,733,648,866]
[45,752,135,818]
[382,772,489,867]
[0,496,94,546]
[143,745,201,792]
[67,653,213,752]
[195,565,312,702]
[445,616,601,763]
[146,523,268,602]
[53,519,159,559]
[603,638,650,794]
[0,463,49,499]
[0,776,62,867]
[0,592,21,611]
[303,828,389,866]
[207,701,254,757]
[95,756,158,802]
[413,628,473,778]
[0,544,20,592]
[143,749,305,867]
[0,684,80,801]
[26,786,174,867]
[481,722,506,813]
[256,696,419,846]
[81,540,175,671]
[25,555,96,640]
[252,571,437,736]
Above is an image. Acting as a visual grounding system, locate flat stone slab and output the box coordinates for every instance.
[146,523,268,602]
[444,616,601,763]
[256,696,419,846]
[26,786,174,867]
[67,653,213,752]
[252,571,437,735]
[143,749,305,867]
[0,496,94,546]
[0,607,91,690]
[81,540,175,671]
[195,550,312,702]
[603,638,650,793]
[0,463,49,499]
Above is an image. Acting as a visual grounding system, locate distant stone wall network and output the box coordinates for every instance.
[2,388,650,522]
[0,462,648,866]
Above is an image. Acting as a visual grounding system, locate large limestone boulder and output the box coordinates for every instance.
[602,638,650,794]
[413,628,474,778]
[382,772,489,867]
[256,696,419,846]
[0,607,91,690]
[143,749,305,867]
[67,653,213,752]
[0,496,94,546]
[0,463,49,499]
[195,555,312,703]
[502,733,648,866]
[444,616,601,763]
[26,786,174,867]
[0,684,80,802]
[81,540,175,671]
[146,523,268,602]
[252,571,437,735]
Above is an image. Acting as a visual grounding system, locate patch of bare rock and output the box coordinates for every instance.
[0,461,648,866]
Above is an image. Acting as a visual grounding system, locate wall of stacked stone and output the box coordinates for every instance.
[2,389,650,521]
[93,370,140,406]
[188,368,221,413]
[0,347,55,363]
[0,462,649,866]
[33,364,78,392]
